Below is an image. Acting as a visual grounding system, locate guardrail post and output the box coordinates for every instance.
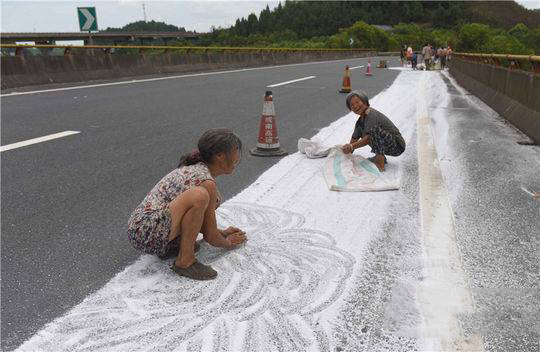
[532,60,540,75]
[15,46,24,56]
[509,59,520,70]
[64,47,72,56]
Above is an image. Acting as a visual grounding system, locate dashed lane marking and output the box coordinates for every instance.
[267,76,316,88]
[0,131,80,152]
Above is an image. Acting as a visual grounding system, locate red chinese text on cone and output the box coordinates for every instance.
[365,59,373,76]
[339,65,352,93]
[250,91,287,157]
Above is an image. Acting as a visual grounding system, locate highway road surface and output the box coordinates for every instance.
[2,57,538,351]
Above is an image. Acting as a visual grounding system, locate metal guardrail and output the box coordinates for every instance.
[0,43,375,56]
[454,52,540,74]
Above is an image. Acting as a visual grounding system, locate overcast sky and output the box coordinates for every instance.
[1,1,280,33]
[1,0,538,34]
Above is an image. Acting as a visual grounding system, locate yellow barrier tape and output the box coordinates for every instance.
[454,52,540,63]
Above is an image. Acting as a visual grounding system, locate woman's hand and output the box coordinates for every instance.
[341,144,354,154]
[226,232,247,248]
[221,226,244,237]
[221,226,247,248]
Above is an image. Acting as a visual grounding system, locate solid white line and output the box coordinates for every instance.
[0,131,80,152]
[349,65,364,70]
[0,57,373,97]
[266,75,316,88]
[416,72,483,351]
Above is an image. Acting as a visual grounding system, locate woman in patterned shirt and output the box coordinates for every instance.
[127,128,247,280]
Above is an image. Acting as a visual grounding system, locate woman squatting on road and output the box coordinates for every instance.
[342,91,406,171]
[127,128,247,280]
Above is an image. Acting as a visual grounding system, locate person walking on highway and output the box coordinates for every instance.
[440,47,448,69]
[406,45,413,67]
[127,128,247,280]
[400,45,407,66]
[341,91,406,172]
[422,43,432,70]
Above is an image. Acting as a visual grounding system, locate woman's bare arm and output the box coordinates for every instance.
[199,180,246,248]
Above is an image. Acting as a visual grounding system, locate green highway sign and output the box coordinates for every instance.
[77,7,98,32]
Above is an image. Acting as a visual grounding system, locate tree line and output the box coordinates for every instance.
[100,1,540,54]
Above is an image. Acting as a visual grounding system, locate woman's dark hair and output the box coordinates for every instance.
[178,128,242,167]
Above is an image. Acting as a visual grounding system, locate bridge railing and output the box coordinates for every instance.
[449,52,540,144]
[453,52,540,74]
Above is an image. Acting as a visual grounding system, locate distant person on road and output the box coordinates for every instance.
[440,47,447,69]
[412,52,418,70]
[406,45,413,66]
[437,47,444,69]
[341,91,406,172]
[422,43,432,70]
[127,128,247,281]
[400,45,406,66]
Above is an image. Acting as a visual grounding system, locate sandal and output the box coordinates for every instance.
[158,240,200,260]
[171,260,217,280]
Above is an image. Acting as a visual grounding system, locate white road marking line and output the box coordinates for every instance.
[520,186,536,197]
[266,76,316,88]
[349,65,364,70]
[416,72,484,351]
[0,131,80,152]
[0,58,371,97]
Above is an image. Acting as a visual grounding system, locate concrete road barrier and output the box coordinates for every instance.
[0,49,374,90]
[449,57,540,144]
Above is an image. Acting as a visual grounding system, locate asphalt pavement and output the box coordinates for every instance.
[1,57,401,350]
[434,73,539,352]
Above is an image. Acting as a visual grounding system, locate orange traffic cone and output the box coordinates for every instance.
[339,65,352,93]
[250,91,287,157]
[365,59,373,76]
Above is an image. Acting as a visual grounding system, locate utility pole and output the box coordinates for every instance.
[142,3,147,22]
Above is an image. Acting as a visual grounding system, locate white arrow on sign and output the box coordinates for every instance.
[80,8,95,31]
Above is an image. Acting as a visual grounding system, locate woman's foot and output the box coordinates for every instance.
[369,154,386,172]
[373,154,386,172]
[368,155,387,165]
[171,260,217,280]
[158,240,200,260]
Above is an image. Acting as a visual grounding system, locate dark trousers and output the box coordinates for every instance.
[424,58,431,70]
[368,126,405,156]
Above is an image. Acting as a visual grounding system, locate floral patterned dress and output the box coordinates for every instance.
[127,162,220,256]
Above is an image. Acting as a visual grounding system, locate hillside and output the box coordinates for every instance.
[467,1,540,29]
[225,1,539,39]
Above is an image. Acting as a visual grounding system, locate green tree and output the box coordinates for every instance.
[525,26,540,54]
[508,23,529,43]
[459,23,491,51]
[482,34,532,54]
[104,20,185,32]
[432,29,458,48]
[331,21,392,51]
[405,1,424,22]
[246,13,258,35]
[391,23,426,50]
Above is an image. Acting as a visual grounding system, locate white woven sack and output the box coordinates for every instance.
[323,148,400,192]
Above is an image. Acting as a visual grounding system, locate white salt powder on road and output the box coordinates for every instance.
[17,70,492,351]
